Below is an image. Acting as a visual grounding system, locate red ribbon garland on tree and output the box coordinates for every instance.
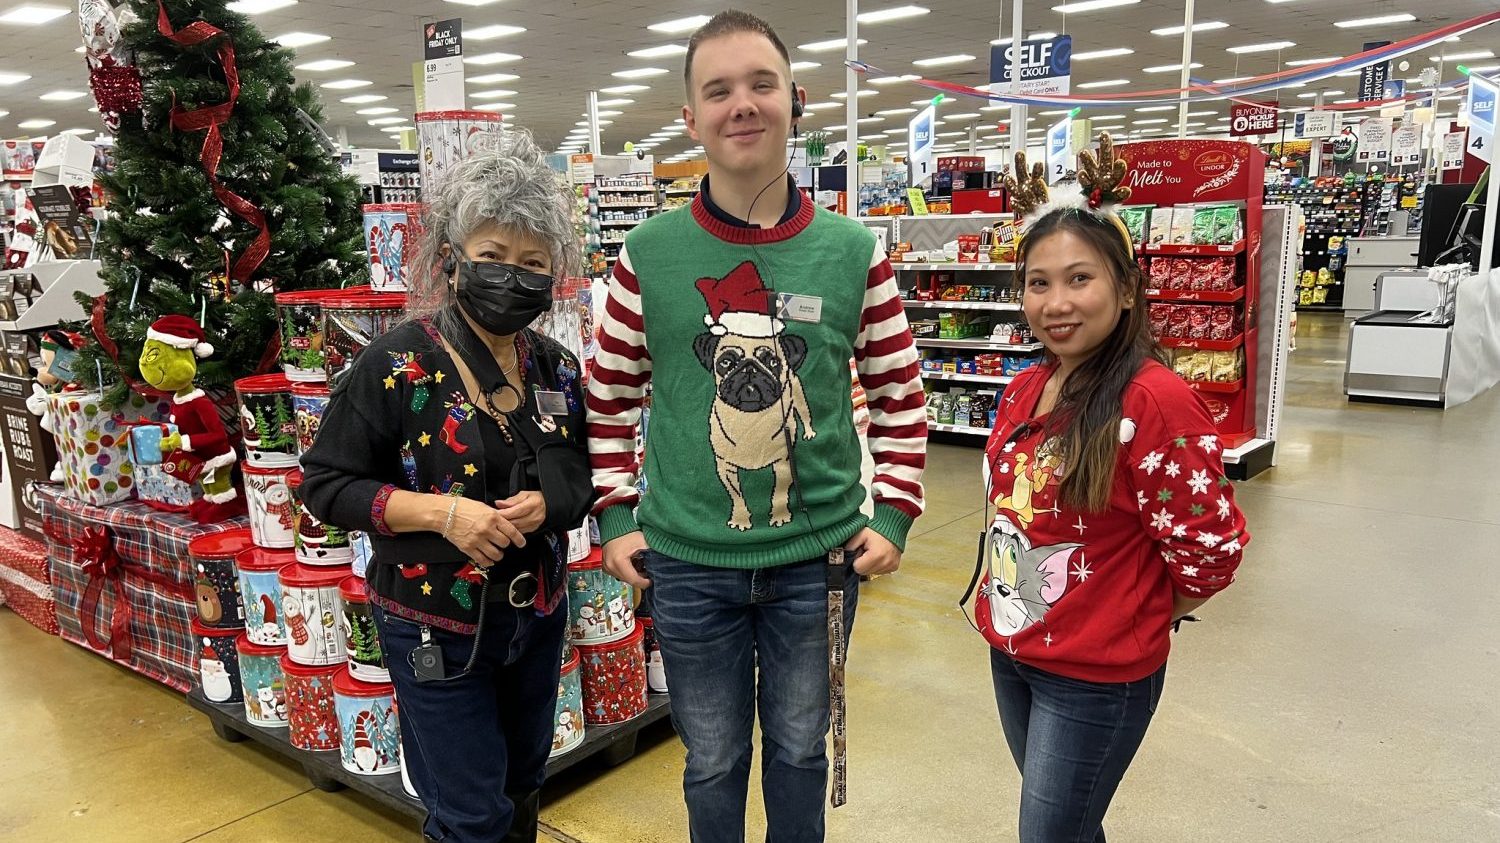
[154,0,271,284]
[91,293,169,398]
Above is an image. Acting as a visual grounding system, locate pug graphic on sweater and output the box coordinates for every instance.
[694,262,815,531]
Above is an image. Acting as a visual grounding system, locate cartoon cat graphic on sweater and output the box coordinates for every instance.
[981,515,1083,636]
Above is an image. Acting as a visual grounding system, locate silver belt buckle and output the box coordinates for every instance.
[507,571,538,608]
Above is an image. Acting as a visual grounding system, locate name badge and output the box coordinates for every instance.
[777,292,823,324]
[535,390,569,416]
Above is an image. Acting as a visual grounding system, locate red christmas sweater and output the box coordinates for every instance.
[976,360,1249,683]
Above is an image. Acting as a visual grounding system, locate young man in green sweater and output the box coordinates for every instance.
[585,11,927,841]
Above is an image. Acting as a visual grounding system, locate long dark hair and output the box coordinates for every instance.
[1017,207,1167,512]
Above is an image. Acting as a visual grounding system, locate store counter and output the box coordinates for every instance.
[1345,310,1452,406]
[1343,236,1420,315]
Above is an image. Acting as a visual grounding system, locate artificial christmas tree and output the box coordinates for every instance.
[71,0,367,407]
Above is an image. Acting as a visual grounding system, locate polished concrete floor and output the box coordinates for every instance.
[4,313,1499,842]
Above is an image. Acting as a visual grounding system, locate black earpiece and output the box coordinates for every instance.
[790,81,803,119]
[441,249,458,277]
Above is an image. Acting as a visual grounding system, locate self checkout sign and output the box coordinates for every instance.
[1046,116,1072,184]
[1466,72,1496,164]
[908,105,937,182]
[989,34,1073,96]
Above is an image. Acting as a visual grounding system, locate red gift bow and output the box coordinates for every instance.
[74,525,133,661]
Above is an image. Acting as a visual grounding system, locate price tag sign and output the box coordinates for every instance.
[1356,118,1393,163]
[1441,131,1468,169]
[1391,125,1422,167]
[422,18,464,111]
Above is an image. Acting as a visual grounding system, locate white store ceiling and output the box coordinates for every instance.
[0,0,1496,159]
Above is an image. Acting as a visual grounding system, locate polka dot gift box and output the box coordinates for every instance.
[46,390,172,506]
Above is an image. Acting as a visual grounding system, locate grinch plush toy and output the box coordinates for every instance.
[25,329,82,482]
[137,315,244,522]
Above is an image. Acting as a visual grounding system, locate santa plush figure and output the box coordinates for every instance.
[138,315,243,523]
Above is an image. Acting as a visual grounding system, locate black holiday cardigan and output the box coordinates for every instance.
[299,315,593,633]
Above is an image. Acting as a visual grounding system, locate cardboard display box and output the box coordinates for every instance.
[0,373,57,542]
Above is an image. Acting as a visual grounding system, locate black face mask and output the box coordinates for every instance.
[453,259,554,336]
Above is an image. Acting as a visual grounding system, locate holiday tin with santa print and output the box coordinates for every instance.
[550,647,585,757]
[188,527,255,628]
[236,632,288,727]
[234,374,299,467]
[362,204,421,292]
[243,462,298,549]
[192,618,243,704]
[333,670,401,776]
[338,575,387,683]
[287,469,353,565]
[278,562,350,666]
[274,290,337,383]
[576,623,648,726]
[280,654,341,751]
[321,289,408,382]
[566,548,634,645]
[235,546,294,646]
[290,381,329,455]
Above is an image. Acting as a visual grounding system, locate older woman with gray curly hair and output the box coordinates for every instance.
[301,129,594,843]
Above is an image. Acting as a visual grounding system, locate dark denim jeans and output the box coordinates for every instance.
[643,549,859,843]
[374,600,566,842]
[990,650,1167,843]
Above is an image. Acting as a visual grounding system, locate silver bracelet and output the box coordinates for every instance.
[441,497,459,539]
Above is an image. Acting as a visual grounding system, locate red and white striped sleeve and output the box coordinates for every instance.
[585,246,653,545]
[853,240,927,549]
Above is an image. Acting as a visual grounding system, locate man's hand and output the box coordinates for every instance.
[494,491,547,535]
[845,528,901,577]
[602,531,652,590]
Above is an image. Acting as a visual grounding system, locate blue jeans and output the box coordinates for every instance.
[990,650,1166,843]
[644,550,859,843]
[374,600,566,842]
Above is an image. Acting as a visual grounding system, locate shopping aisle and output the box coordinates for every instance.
[4,314,1498,841]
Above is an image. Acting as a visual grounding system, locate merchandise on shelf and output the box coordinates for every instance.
[0,528,57,635]
[278,562,351,667]
[576,623,648,726]
[321,289,408,382]
[281,654,342,751]
[46,389,170,505]
[339,575,388,684]
[567,547,635,645]
[333,670,402,776]
[193,618,244,704]
[414,110,505,194]
[244,462,298,550]
[237,631,288,728]
[551,648,586,758]
[237,545,293,647]
[362,203,421,293]
[235,374,299,467]
[188,527,256,629]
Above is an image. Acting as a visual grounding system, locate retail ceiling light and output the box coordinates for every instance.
[595,110,623,117]
[945,112,980,119]
[39,90,86,100]
[228,0,296,12]
[465,52,523,66]
[1134,105,1176,112]
[1151,21,1227,36]
[443,0,504,6]
[1051,0,1140,13]
[1077,78,1131,88]
[799,37,867,53]
[913,54,975,67]
[60,127,93,135]
[1334,13,1415,28]
[356,106,398,115]
[575,119,613,126]
[980,104,1011,111]
[936,130,968,137]
[857,116,882,124]
[1430,50,1495,62]
[320,79,371,89]
[1143,63,1203,73]
[882,128,907,135]
[802,101,840,111]
[468,72,520,84]
[1072,48,1134,61]
[1228,41,1297,54]
[789,61,821,71]
[648,15,710,33]
[1469,64,1500,73]
[296,59,354,72]
[466,24,526,40]
[272,32,329,48]
[1285,56,1340,66]
[0,71,29,84]
[612,67,669,79]
[627,44,686,58]
[830,90,876,99]
[367,117,407,125]
[1090,113,1127,120]
[857,5,929,24]
[1213,76,1254,84]
[597,98,635,107]
[17,119,55,128]
[472,89,518,99]
[876,107,917,116]
[1132,118,1168,125]
[988,32,1060,45]
[475,102,515,111]
[1188,110,1218,116]
[1039,109,1071,115]
[870,74,920,86]
[601,84,649,94]
[340,94,386,103]
[1296,90,1343,98]
[0,4,68,24]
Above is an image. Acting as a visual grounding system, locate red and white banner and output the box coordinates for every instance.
[1230,101,1280,137]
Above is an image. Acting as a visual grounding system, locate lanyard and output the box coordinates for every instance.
[826,546,848,808]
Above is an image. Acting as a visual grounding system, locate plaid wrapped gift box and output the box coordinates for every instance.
[36,486,250,692]
[0,527,58,635]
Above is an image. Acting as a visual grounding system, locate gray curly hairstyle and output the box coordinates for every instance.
[408,127,580,334]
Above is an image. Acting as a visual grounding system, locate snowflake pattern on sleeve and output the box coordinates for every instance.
[1130,432,1249,596]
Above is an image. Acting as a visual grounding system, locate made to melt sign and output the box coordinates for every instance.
[1230,101,1280,137]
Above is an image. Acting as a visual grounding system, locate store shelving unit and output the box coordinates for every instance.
[593,173,661,268]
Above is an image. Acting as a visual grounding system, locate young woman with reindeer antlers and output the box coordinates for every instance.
[965,132,1252,841]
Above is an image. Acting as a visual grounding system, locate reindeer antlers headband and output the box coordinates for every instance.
[1006,131,1135,257]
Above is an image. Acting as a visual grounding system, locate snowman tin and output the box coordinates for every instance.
[192,618,243,704]
[550,647,585,758]
[236,632,288,728]
[235,546,294,646]
[334,670,401,776]
[281,654,341,751]
[278,562,350,666]
[339,575,387,683]
[566,548,634,645]
[188,528,255,628]
[243,461,298,549]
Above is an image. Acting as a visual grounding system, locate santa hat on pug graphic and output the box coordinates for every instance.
[697,261,784,338]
